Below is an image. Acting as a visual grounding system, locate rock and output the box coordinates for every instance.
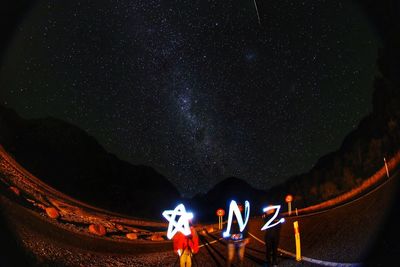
[8,186,20,196]
[150,233,164,241]
[45,207,60,219]
[206,225,214,233]
[126,233,138,240]
[115,224,124,231]
[88,224,107,236]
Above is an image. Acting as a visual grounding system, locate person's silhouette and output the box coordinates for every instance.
[263,205,283,266]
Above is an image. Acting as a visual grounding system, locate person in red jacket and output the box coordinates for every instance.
[173,223,199,267]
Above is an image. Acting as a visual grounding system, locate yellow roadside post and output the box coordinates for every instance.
[293,221,301,261]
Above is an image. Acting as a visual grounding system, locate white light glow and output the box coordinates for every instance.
[261,205,284,231]
[162,204,193,239]
[223,200,250,237]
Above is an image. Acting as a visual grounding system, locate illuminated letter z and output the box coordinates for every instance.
[261,205,285,231]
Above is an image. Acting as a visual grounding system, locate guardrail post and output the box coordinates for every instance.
[293,221,301,261]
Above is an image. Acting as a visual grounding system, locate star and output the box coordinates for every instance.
[162,203,193,239]
[0,0,379,198]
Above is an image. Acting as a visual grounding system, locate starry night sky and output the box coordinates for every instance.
[0,0,380,197]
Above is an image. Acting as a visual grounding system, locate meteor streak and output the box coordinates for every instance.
[253,0,261,25]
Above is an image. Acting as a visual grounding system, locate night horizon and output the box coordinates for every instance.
[0,0,382,197]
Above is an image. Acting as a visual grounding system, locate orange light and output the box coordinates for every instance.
[216,208,225,216]
[285,194,293,203]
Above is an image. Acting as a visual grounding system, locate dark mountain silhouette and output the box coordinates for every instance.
[188,177,274,223]
[0,105,181,219]
[264,75,400,209]
[0,104,275,224]
[256,0,400,220]
[0,100,276,223]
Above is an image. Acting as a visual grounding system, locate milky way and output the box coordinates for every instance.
[0,0,380,197]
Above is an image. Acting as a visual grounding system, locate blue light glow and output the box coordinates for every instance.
[261,205,285,231]
[223,200,250,237]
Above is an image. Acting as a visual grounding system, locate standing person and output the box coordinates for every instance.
[173,222,199,267]
[263,205,283,267]
[225,203,250,267]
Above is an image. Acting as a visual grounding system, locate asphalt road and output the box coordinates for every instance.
[1,169,398,267]
[1,150,399,267]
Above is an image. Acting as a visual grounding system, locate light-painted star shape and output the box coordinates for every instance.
[162,204,193,239]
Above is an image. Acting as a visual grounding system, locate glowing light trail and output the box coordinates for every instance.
[223,200,250,237]
[261,205,285,230]
[162,203,194,239]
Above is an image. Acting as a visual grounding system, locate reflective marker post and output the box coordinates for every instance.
[285,194,293,216]
[384,157,390,178]
[216,209,225,230]
[293,221,301,261]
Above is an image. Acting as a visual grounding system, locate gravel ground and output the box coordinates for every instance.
[15,223,317,267]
